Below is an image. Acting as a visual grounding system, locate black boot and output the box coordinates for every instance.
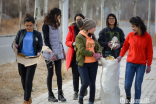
[125,96,131,104]
[48,92,58,102]
[78,97,83,104]
[58,89,66,102]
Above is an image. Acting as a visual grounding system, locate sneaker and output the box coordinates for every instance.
[73,91,78,100]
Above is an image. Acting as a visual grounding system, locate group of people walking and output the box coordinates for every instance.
[13,7,153,104]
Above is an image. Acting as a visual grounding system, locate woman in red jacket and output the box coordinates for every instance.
[65,13,85,100]
[117,16,153,104]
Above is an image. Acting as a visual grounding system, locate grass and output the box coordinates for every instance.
[0,57,72,104]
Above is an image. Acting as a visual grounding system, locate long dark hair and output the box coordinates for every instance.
[129,16,147,36]
[43,8,61,29]
[24,14,35,24]
[74,13,85,21]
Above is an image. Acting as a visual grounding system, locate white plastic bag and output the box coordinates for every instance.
[100,58,120,104]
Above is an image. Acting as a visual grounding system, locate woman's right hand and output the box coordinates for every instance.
[116,56,122,62]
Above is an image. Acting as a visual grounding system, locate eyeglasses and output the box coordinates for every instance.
[108,18,115,20]
[25,25,34,28]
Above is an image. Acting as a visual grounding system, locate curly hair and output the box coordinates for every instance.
[129,16,147,36]
[43,8,61,29]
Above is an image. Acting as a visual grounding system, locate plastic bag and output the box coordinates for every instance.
[100,58,120,104]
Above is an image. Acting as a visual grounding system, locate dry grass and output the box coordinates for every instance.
[0,58,72,104]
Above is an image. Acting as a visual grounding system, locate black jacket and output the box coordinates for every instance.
[14,29,43,55]
[98,13,125,58]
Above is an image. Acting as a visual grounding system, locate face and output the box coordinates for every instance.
[131,24,139,34]
[75,16,84,24]
[108,16,115,25]
[25,22,34,32]
[56,15,61,21]
[89,27,96,34]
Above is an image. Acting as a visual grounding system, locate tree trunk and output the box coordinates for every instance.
[18,0,22,30]
[96,7,99,24]
[155,0,156,36]
[38,0,42,21]
[0,0,2,30]
[147,0,151,33]
[82,0,88,17]
[90,6,93,19]
[26,0,30,13]
[133,0,138,17]
[34,0,38,30]
[101,0,105,29]
[44,0,48,16]
[72,0,75,19]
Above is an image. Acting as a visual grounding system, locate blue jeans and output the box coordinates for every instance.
[78,61,98,103]
[125,62,146,104]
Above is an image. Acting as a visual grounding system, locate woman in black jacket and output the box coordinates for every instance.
[13,14,43,104]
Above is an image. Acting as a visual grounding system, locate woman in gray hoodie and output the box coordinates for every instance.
[42,8,66,102]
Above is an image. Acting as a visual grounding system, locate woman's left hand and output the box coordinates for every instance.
[37,52,40,56]
[63,50,66,61]
[146,66,151,74]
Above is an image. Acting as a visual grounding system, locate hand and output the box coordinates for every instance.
[146,66,151,74]
[63,50,66,61]
[113,44,120,50]
[93,53,101,61]
[72,42,75,47]
[50,52,57,61]
[108,41,112,48]
[37,52,40,56]
[116,56,122,62]
[15,44,18,48]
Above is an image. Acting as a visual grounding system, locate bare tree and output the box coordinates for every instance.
[34,0,38,30]
[133,0,138,17]
[18,0,22,29]
[147,0,151,34]
[38,0,42,21]
[0,0,2,30]
[44,0,48,16]
[82,0,88,17]
[94,0,100,24]
[26,0,30,13]
[155,0,156,36]
[110,0,120,26]
[101,0,106,29]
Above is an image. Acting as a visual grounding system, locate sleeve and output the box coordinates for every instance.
[75,35,93,57]
[42,24,52,50]
[146,35,153,66]
[95,41,102,54]
[15,30,21,45]
[37,32,43,53]
[65,30,73,47]
[119,29,125,48]
[120,34,130,57]
[98,29,109,48]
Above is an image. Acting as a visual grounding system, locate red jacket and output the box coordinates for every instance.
[120,31,153,66]
[65,25,75,70]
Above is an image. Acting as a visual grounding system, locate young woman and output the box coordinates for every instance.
[66,13,86,100]
[75,18,102,104]
[42,8,66,102]
[117,16,153,104]
[14,14,43,104]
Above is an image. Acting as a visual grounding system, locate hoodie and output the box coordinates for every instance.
[98,13,125,58]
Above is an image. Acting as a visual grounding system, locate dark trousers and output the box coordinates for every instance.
[45,59,62,96]
[18,63,37,101]
[78,61,98,103]
[71,53,82,93]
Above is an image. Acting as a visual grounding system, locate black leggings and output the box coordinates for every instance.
[45,59,62,96]
[71,53,82,93]
[18,63,36,101]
